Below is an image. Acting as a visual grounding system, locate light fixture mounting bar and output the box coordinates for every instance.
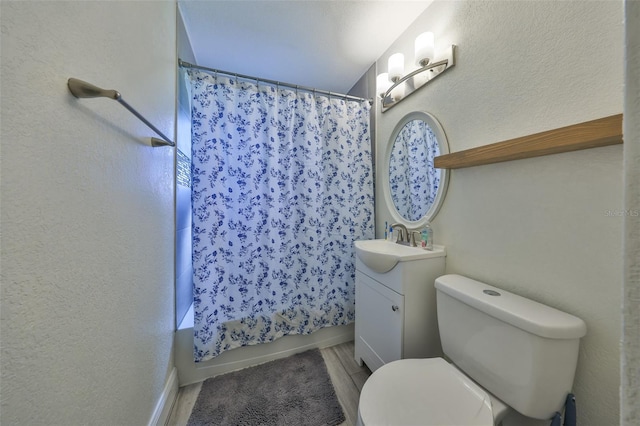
[382,45,456,112]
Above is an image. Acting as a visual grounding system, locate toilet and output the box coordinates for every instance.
[357,274,587,426]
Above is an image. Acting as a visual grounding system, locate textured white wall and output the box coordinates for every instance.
[0,2,176,425]
[623,1,640,424]
[375,2,623,425]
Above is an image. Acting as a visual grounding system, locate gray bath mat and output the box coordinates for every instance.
[187,349,345,426]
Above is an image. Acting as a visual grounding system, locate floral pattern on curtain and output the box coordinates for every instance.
[188,70,374,362]
[389,120,441,221]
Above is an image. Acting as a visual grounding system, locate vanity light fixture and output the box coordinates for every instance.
[388,53,405,82]
[377,73,392,98]
[378,32,456,112]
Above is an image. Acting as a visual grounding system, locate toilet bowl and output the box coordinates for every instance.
[357,357,509,426]
[356,274,587,426]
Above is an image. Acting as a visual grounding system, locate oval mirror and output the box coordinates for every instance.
[383,111,450,227]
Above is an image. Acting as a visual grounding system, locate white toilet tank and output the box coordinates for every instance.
[435,274,587,421]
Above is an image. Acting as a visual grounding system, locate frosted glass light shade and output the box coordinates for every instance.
[377,73,392,98]
[388,53,405,82]
[390,82,405,101]
[415,32,435,66]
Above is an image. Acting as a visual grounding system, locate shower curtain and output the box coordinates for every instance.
[188,70,374,362]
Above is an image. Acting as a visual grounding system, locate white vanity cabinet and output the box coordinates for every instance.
[354,244,446,373]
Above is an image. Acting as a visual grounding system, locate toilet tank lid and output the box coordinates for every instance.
[435,274,587,339]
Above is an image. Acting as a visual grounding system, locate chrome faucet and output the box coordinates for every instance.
[390,223,409,245]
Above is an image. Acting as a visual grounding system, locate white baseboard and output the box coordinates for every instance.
[148,367,179,426]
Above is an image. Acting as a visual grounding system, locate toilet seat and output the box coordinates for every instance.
[358,357,498,426]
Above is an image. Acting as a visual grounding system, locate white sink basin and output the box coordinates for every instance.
[355,239,446,274]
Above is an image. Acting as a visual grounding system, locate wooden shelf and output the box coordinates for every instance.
[434,114,623,169]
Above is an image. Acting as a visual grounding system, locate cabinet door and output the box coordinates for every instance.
[355,273,404,372]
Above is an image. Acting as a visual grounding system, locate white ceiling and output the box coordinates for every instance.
[179,1,433,94]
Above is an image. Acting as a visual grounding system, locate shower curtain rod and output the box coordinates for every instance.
[179,59,373,105]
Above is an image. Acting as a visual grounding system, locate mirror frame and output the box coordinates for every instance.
[382,111,450,228]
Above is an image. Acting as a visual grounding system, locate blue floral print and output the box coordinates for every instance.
[188,70,374,361]
[389,119,441,221]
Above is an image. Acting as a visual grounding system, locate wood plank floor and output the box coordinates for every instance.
[166,341,371,426]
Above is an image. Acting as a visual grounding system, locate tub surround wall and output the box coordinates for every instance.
[375,2,623,425]
[0,2,176,425]
[176,6,196,329]
[176,322,354,386]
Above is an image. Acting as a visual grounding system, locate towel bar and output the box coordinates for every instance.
[67,78,175,147]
